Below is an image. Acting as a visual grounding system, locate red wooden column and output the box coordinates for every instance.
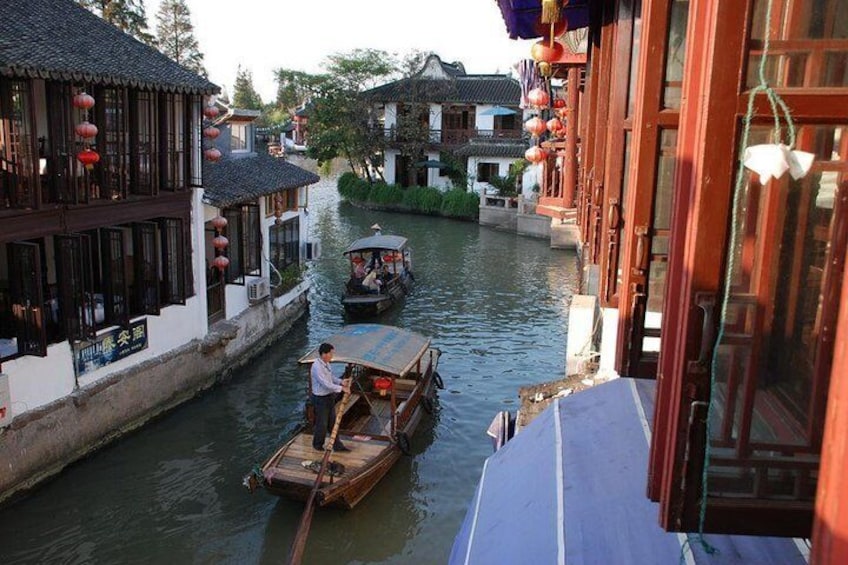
[812,248,848,563]
[562,65,580,209]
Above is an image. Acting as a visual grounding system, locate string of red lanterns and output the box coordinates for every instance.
[203,97,221,163]
[73,91,100,170]
[211,215,229,271]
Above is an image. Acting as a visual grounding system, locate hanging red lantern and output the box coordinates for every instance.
[74,121,98,139]
[203,126,220,139]
[525,146,548,164]
[530,40,564,64]
[212,255,230,271]
[553,98,566,109]
[524,116,547,137]
[373,377,392,397]
[546,118,565,135]
[527,87,550,108]
[204,147,222,162]
[72,92,95,110]
[211,215,228,231]
[203,105,220,119]
[77,148,100,170]
[212,235,229,250]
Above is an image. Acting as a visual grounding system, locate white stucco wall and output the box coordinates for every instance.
[466,156,517,195]
[384,149,398,185]
[476,106,497,131]
[3,190,212,417]
[522,163,543,199]
[383,103,397,129]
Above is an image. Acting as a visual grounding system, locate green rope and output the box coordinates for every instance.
[680,0,797,561]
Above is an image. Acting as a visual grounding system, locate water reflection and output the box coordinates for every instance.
[0,170,577,564]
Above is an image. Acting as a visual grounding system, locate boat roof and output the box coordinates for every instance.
[298,324,431,376]
[343,235,408,254]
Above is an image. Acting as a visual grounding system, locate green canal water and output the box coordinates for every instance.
[0,169,578,564]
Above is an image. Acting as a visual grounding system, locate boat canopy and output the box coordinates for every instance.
[298,324,430,377]
[343,235,408,255]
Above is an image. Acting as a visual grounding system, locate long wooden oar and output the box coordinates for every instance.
[287,390,351,565]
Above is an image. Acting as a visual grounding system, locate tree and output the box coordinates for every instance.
[155,0,206,77]
[77,0,154,44]
[232,66,263,110]
[303,50,397,180]
[273,69,324,113]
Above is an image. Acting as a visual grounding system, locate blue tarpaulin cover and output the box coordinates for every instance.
[450,378,811,565]
[495,0,591,40]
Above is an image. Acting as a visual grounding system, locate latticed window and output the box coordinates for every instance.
[268,216,300,280]
[0,80,38,210]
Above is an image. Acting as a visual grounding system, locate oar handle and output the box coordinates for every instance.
[287,389,351,565]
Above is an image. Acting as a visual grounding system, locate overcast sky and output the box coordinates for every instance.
[145,0,535,103]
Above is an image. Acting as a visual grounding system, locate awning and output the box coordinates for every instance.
[298,324,430,377]
[479,105,518,116]
[495,0,591,40]
[343,235,408,254]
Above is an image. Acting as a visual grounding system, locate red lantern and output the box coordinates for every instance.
[525,146,547,164]
[546,118,564,135]
[212,255,230,271]
[373,377,392,396]
[203,126,220,139]
[530,40,564,64]
[77,148,100,170]
[553,98,566,109]
[72,92,95,110]
[212,235,229,250]
[524,116,547,137]
[203,105,220,119]
[528,88,550,108]
[211,215,228,231]
[75,121,98,139]
[204,147,222,162]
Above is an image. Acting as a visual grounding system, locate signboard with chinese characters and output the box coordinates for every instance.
[74,319,148,377]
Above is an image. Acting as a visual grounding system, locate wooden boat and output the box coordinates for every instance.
[341,234,414,318]
[256,324,443,509]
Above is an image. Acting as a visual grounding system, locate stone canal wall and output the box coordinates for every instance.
[0,284,309,505]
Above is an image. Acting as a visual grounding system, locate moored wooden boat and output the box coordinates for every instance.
[255,324,442,509]
[341,235,414,318]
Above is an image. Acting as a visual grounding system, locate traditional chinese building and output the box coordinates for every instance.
[453,0,848,562]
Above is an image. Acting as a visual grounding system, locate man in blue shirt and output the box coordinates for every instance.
[311,343,351,451]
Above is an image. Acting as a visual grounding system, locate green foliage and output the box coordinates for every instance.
[273,263,306,296]
[337,176,477,220]
[232,65,263,109]
[441,189,480,220]
[402,186,443,214]
[440,151,469,190]
[78,0,154,44]
[155,0,206,76]
[368,182,404,205]
[274,69,324,113]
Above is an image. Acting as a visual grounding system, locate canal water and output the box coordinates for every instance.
[0,169,579,564]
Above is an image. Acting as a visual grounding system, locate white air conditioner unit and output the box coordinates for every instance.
[247,278,270,303]
[0,374,11,427]
[305,241,322,261]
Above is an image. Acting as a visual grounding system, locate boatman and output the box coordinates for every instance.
[311,343,351,452]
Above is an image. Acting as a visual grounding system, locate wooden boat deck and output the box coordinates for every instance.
[264,433,392,488]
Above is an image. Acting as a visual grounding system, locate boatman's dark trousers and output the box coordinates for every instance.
[312,393,345,450]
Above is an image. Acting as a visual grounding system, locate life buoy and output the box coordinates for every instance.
[433,371,444,390]
[395,432,411,455]
[421,396,434,414]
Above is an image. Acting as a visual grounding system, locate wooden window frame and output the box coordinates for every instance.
[95,86,130,201]
[132,222,160,315]
[100,227,129,328]
[650,0,848,537]
[54,233,95,341]
[0,79,38,211]
[130,90,159,196]
[159,217,187,305]
[224,207,245,285]
[4,241,47,359]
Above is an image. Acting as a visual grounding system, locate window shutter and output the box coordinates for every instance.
[133,222,160,315]
[8,241,46,356]
[159,218,186,304]
[55,234,95,340]
[101,228,129,326]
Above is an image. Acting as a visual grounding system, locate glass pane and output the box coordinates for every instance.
[654,130,678,231]
[747,0,848,89]
[626,0,643,118]
[706,122,848,501]
[616,131,633,293]
[662,0,690,109]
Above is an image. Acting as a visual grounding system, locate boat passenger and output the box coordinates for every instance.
[354,261,366,279]
[362,269,383,294]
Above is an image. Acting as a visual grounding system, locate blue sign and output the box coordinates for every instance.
[74,319,149,376]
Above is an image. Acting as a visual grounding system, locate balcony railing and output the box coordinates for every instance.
[381,127,525,145]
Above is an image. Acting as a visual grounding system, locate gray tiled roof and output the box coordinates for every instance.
[364,75,521,105]
[454,142,528,159]
[0,0,217,94]
[202,154,320,208]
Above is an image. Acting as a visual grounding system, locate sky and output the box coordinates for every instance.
[144,0,535,103]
